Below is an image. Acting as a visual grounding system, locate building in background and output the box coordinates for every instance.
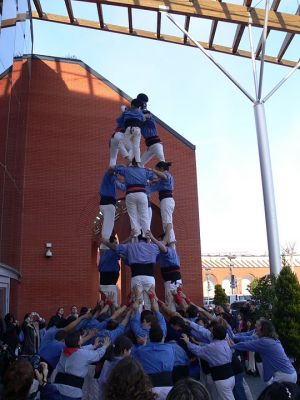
[202,254,300,301]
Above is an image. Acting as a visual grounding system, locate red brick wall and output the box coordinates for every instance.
[10,57,202,320]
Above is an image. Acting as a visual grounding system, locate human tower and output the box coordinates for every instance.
[98,93,182,310]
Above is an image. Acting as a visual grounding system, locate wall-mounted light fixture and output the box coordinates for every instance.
[45,243,53,258]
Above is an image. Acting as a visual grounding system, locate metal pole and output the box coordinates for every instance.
[258,0,270,100]
[254,101,281,275]
[263,58,300,102]
[164,12,255,103]
[248,20,259,99]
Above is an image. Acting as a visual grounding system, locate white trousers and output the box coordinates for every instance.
[100,284,118,306]
[272,370,297,384]
[140,143,165,167]
[131,275,155,311]
[160,197,176,243]
[99,204,115,249]
[164,280,182,312]
[109,131,129,167]
[214,376,235,400]
[126,192,149,236]
[124,126,141,162]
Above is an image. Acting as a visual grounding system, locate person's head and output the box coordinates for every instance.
[224,303,231,313]
[131,98,142,109]
[166,378,211,400]
[106,319,119,331]
[237,313,243,321]
[186,304,199,319]
[114,335,133,357]
[155,161,172,171]
[57,307,64,317]
[141,310,154,328]
[255,318,278,339]
[137,93,149,103]
[4,359,34,400]
[55,329,67,342]
[169,316,185,331]
[195,317,208,328]
[4,313,14,324]
[79,306,89,317]
[65,331,81,348]
[23,312,32,323]
[70,305,78,315]
[249,303,256,312]
[212,324,227,340]
[257,382,300,400]
[149,324,164,343]
[245,319,254,330]
[104,357,155,400]
[214,305,224,315]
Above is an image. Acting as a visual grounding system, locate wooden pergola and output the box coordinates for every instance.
[20,0,300,69]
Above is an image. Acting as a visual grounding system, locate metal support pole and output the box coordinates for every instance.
[254,101,281,275]
[258,0,270,100]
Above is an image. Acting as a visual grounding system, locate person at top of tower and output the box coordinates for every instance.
[140,110,165,167]
[137,93,149,110]
[109,104,131,168]
[151,161,176,245]
[116,99,145,167]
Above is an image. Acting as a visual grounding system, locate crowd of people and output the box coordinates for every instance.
[0,93,299,400]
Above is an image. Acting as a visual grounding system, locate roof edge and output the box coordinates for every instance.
[25,54,196,150]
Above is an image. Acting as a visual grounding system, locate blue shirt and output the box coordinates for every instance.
[151,171,174,192]
[99,173,117,198]
[116,242,160,265]
[133,342,175,374]
[233,337,296,381]
[115,165,154,188]
[159,248,180,268]
[98,250,120,273]
[116,108,144,128]
[39,339,65,368]
[130,310,167,339]
[141,116,157,139]
[187,339,233,367]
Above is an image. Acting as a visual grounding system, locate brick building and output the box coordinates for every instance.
[202,254,300,300]
[0,55,202,320]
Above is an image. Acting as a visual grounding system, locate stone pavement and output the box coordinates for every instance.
[246,374,266,399]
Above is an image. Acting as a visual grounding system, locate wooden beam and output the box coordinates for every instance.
[255,0,281,58]
[75,0,300,34]
[32,0,43,18]
[96,3,105,29]
[128,6,133,33]
[183,16,190,44]
[232,0,252,54]
[277,5,300,62]
[208,0,222,48]
[64,0,75,24]
[31,11,299,69]
[1,14,28,28]
[157,11,161,39]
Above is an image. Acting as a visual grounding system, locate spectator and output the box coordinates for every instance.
[166,378,211,400]
[104,357,156,400]
[47,308,66,329]
[257,382,300,400]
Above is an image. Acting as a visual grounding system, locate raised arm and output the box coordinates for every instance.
[146,231,167,253]
[64,312,92,333]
